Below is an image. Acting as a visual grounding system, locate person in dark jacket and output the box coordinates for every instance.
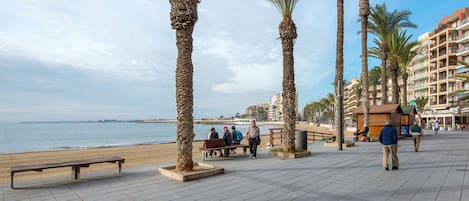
[379,119,399,171]
[222,125,232,146]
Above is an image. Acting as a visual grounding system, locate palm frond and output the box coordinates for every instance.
[267,0,300,18]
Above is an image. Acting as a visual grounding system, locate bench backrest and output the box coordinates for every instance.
[203,139,225,148]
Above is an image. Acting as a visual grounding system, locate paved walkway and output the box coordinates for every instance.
[2,131,469,201]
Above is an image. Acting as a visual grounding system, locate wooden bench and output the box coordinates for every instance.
[199,139,249,161]
[10,156,125,189]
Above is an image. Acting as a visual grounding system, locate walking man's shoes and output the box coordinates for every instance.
[384,167,389,171]
[392,166,399,170]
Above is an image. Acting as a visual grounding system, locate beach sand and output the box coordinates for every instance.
[0,124,352,184]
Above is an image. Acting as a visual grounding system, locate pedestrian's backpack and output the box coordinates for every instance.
[237,131,243,142]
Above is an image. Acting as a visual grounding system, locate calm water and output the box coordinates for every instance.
[0,123,278,153]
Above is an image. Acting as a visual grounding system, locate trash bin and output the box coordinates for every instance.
[295,130,307,151]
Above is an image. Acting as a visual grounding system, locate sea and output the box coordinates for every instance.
[0,122,279,154]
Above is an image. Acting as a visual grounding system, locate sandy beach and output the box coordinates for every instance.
[0,124,352,184]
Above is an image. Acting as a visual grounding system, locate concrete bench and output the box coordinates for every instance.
[199,139,249,160]
[10,156,125,189]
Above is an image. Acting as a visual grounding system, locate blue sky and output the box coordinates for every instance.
[0,0,467,122]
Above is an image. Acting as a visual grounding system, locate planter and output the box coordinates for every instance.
[269,150,311,159]
[323,140,355,148]
[158,162,224,182]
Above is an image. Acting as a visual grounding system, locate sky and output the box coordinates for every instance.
[0,0,467,122]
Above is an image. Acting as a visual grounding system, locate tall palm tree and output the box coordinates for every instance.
[368,3,416,104]
[398,38,418,106]
[335,0,344,146]
[353,83,363,107]
[169,0,199,172]
[387,31,418,104]
[359,0,370,128]
[368,66,381,105]
[414,96,428,114]
[327,93,335,123]
[268,0,299,152]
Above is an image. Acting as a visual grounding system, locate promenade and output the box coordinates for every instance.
[1,131,469,201]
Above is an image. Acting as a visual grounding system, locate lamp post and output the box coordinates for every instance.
[338,82,344,151]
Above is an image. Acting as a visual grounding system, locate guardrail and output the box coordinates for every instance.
[269,128,334,147]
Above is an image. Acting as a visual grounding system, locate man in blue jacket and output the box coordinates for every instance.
[379,119,399,171]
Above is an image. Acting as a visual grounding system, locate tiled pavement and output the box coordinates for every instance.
[2,131,469,201]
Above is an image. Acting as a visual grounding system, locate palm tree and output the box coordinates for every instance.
[353,83,363,107]
[359,0,370,128]
[169,0,199,172]
[397,38,418,106]
[414,96,428,114]
[268,0,299,152]
[387,31,418,104]
[327,93,335,123]
[368,3,416,104]
[368,66,381,105]
[335,0,344,146]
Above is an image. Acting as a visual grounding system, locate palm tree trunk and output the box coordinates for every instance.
[360,0,370,128]
[379,42,388,105]
[280,18,297,153]
[390,61,399,104]
[372,85,377,105]
[402,71,408,106]
[170,0,199,172]
[335,0,344,144]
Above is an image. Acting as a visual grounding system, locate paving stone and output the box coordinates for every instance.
[1,131,469,201]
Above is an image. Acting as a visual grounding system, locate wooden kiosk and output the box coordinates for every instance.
[401,106,417,136]
[353,104,403,140]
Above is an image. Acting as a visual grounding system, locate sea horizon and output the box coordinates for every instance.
[0,122,280,154]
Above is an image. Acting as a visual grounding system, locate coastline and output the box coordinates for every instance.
[0,124,352,184]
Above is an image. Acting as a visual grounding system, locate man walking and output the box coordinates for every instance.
[246,120,260,159]
[379,119,399,171]
[410,121,423,152]
[434,119,440,135]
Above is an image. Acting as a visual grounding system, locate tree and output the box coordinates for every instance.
[387,31,418,104]
[268,0,299,152]
[397,36,418,106]
[414,96,428,114]
[353,83,363,107]
[169,0,199,172]
[368,3,416,104]
[368,66,381,105]
[359,0,370,129]
[335,0,344,147]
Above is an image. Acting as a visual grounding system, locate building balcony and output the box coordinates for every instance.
[414,53,427,61]
[430,89,438,94]
[412,74,427,81]
[457,33,469,44]
[413,86,428,91]
[411,63,427,71]
[449,36,459,42]
[456,66,469,74]
[457,46,469,56]
[430,55,438,61]
[457,18,469,31]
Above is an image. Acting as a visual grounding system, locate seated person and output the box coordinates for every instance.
[354,126,369,142]
[222,126,233,157]
[231,126,243,145]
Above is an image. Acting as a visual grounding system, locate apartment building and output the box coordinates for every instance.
[408,33,431,101]
[420,8,469,129]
